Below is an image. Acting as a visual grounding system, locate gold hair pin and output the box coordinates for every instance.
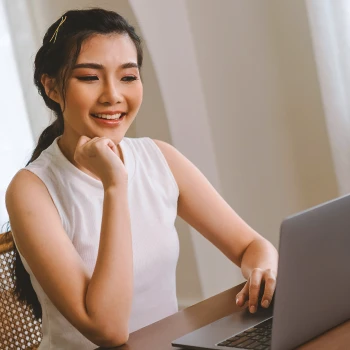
[49,16,67,43]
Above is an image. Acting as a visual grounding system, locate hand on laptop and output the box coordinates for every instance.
[235,268,276,314]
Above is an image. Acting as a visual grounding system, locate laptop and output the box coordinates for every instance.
[172,194,350,350]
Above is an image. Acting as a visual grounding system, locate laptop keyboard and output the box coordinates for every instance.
[216,318,272,349]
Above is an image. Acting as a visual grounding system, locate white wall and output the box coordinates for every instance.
[186,0,302,249]
[267,0,338,208]
[184,0,338,248]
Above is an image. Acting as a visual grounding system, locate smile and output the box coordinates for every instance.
[91,113,126,120]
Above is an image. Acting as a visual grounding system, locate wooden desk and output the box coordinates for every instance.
[97,283,350,350]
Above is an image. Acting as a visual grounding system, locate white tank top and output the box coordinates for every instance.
[12,136,180,349]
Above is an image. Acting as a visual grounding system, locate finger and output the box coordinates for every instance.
[88,137,112,152]
[74,136,94,162]
[88,136,105,147]
[236,282,249,307]
[248,268,263,313]
[96,138,118,155]
[82,137,102,158]
[261,270,277,308]
[106,139,118,154]
[76,136,100,152]
[76,135,92,148]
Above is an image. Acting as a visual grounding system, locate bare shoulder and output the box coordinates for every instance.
[152,139,205,196]
[152,139,176,158]
[6,169,47,200]
[5,169,58,248]
[152,139,188,166]
[6,169,51,210]
[152,139,185,178]
[8,168,45,187]
[9,168,44,184]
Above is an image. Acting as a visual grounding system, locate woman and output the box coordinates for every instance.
[5,8,278,349]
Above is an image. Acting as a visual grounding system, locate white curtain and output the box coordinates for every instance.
[0,0,34,230]
[306,0,350,195]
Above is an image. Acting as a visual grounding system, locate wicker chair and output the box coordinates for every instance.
[0,231,42,349]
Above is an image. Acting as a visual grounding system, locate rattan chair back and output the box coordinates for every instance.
[0,231,42,349]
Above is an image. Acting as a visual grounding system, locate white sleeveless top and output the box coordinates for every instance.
[12,136,180,349]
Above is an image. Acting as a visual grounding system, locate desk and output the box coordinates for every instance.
[97,283,350,350]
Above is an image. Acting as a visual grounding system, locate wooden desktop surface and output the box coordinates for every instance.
[97,283,350,350]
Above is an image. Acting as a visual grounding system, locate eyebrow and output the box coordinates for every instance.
[73,62,139,70]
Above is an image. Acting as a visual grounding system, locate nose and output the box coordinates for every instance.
[99,80,123,105]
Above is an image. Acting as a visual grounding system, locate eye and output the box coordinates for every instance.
[122,76,137,82]
[76,76,99,81]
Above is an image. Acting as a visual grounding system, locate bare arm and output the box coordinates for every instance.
[152,139,270,265]
[153,139,278,312]
[86,184,133,341]
[6,170,132,347]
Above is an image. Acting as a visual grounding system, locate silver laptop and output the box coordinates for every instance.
[172,194,350,350]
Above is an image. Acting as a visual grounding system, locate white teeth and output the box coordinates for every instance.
[93,113,123,120]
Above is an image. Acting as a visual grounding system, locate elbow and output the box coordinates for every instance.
[91,327,129,348]
[105,331,129,348]
[83,306,131,346]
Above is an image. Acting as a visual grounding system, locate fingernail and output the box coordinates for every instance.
[250,305,256,313]
[263,300,269,308]
[236,297,240,305]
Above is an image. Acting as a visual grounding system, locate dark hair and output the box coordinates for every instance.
[3,7,143,321]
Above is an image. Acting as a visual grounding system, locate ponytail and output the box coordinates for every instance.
[26,117,64,166]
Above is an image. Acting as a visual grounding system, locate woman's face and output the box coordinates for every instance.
[58,33,143,144]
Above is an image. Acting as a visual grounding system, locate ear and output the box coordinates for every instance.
[41,74,61,104]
